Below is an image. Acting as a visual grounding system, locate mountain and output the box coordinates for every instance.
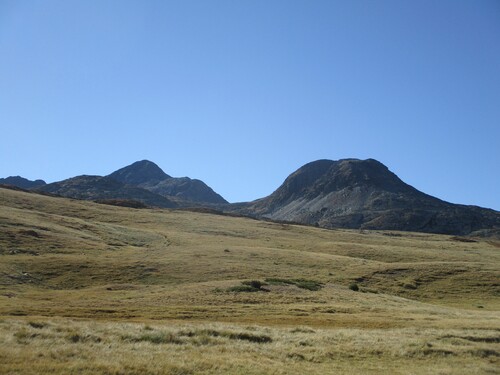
[3,158,498,235]
[3,160,227,208]
[0,176,46,189]
[36,175,177,208]
[107,160,227,205]
[233,159,500,235]
[108,160,171,186]
[146,177,227,204]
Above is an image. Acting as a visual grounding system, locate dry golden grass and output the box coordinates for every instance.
[0,187,499,373]
[1,318,498,375]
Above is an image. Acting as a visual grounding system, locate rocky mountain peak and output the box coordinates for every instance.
[107,160,227,205]
[273,158,414,205]
[234,158,499,235]
[108,160,171,186]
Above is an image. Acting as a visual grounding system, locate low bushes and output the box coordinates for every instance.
[265,278,323,291]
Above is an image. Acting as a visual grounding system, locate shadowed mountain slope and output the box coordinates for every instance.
[107,160,227,204]
[108,160,171,186]
[36,175,177,208]
[0,176,46,189]
[146,177,227,204]
[233,159,499,235]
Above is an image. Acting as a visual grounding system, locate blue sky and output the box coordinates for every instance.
[1,0,499,209]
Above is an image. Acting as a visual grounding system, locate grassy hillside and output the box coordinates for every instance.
[0,187,498,374]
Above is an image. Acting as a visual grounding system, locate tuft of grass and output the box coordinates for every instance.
[179,328,272,344]
[28,321,47,329]
[228,332,272,343]
[290,327,316,334]
[67,332,102,343]
[122,331,184,345]
[14,329,39,343]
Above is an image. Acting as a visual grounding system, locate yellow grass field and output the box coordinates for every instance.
[0,187,498,374]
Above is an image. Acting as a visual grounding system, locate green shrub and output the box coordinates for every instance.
[264,278,323,291]
[293,279,323,291]
[349,283,359,291]
[265,278,294,286]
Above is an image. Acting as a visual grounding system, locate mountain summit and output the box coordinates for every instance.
[235,158,499,235]
[262,159,418,208]
[108,160,171,186]
[107,160,227,205]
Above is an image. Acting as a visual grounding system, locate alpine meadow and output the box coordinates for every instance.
[0,186,498,374]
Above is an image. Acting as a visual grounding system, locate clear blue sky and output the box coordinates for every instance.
[1,0,499,209]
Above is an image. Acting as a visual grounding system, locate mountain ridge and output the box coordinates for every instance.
[2,158,498,235]
[10,160,228,207]
[0,176,46,189]
[36,175,177,208]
